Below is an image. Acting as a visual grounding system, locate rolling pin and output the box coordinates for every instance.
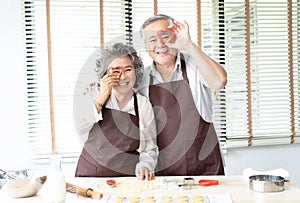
[40,176,103,199]
[66,182,103,199]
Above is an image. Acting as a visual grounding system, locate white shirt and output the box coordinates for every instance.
[137,51,214,122]
[74,90,158,173]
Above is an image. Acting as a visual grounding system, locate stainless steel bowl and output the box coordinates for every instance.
[0,169,47,198]
[0,176,6,189]
[249,175,285,192]
[6,169,46,180]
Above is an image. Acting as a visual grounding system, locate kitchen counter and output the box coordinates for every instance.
[0,175,300,203]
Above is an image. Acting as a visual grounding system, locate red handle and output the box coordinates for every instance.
[199,179,219,186]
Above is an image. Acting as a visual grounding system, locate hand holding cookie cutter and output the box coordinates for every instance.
[107,66,123,78]
[157,27,175,44]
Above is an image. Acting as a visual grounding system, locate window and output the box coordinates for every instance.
[23,0,300,163]
[213,0,300,149]
[24,0,103,163]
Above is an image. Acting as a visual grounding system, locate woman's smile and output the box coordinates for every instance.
[118,80,130,86]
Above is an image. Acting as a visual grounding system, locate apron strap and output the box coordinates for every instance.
[180,53,189,83]
[101,92,139,118]
[133,92,139,119]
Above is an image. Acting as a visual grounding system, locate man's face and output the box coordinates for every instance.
[143,19,177,67]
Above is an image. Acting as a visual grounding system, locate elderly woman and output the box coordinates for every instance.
[75,43,158,180]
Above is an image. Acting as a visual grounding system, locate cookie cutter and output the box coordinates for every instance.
[157,27,175,44]
[107,66,123,78]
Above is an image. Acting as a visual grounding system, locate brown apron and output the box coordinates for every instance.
[75,93,140,177]
[149,54,224,176]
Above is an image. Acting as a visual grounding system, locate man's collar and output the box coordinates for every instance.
[150,51,182,75]
[174,51,182,72]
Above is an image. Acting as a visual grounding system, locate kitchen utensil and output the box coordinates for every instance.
[108,66,123,78]
[249,174,285,192]
[1,169,103,199]
[199,179,219,186]
[178,178,219,190]
[0,174,7,189]
[183,177,195,185]
[0,169,26,180]
[66,182,103,199]
[157,27,175,44]
[0,169,47,198]
[106,179,116,187]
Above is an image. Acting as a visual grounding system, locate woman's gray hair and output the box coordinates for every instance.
[95,43,144,88]
[140,14,175,38]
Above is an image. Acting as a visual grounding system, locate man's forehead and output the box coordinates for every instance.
[143,29,158,38]
[142,19,170,38]
[143,29,158,39]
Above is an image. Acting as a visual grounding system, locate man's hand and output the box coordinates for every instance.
[166,20,192,51]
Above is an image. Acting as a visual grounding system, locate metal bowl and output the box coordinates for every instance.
[6,169,46,180]
[0,169,47,198]
[0,177,6,189]
[249,175,285,192]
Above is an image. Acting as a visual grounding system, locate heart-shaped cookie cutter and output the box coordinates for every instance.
[157,27,175,44]
[108,66,123,78]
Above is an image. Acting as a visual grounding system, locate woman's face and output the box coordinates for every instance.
[107,56,136,96]
[143,19,177,68]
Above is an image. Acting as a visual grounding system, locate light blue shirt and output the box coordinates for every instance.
[137,51,213,122]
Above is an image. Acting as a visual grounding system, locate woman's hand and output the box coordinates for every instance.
[136,167,155,181]
[99,73,120,96]
[93,73,120,112]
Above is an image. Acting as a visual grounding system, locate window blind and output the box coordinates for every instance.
[210,0,300,149]
[23,0,300,163]
[24,0,102,163]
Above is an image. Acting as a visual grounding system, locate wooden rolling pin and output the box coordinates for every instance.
[39,176,102,199]
[66,182,103,199]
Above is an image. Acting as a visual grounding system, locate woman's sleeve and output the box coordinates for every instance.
[73,87,103,144]
[135,94,158,172]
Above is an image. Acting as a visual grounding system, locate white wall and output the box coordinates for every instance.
[0,0,29,169]
[1,0,299,189]
[224,144,300,188]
